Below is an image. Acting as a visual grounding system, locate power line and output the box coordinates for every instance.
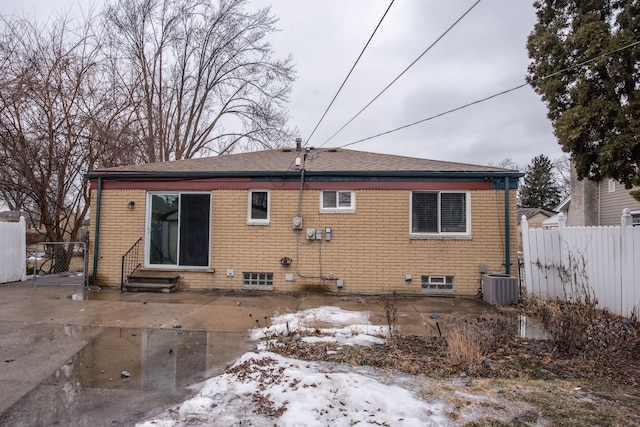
[305,0,396,147]
[319,0,483,147]
[338,84,526,148]
[336,39,640,150]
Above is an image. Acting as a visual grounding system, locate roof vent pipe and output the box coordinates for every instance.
[295,137,302,151]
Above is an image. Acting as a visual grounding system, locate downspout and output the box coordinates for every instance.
[504,176,511,275]
[91,177,102,282]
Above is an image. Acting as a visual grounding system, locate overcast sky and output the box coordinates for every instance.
[0,0,565,170]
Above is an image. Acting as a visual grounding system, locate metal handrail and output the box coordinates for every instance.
[121,237,143,292]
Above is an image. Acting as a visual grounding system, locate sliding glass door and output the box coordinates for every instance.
[148,193,211,267]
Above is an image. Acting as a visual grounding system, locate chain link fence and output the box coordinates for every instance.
[27,242,87,286]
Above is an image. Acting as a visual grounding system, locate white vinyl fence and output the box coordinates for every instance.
[0,216,26,283]
[521,209,640,318]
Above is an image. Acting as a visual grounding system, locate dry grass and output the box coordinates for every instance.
[524,294,640,361]
[526,293,598,354]
[446,325,484,372]
[264,296,640,426]
[381,292,399,337]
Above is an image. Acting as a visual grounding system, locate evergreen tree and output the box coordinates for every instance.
[527,0,640,199]
[520,155,561,210]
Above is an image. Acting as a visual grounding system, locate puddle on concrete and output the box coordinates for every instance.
[62,328,213,391]
[70,291,88,301]
[65,290,103,301]
[0,327,253,426]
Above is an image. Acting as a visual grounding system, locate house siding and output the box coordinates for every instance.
[89,186,518,296]
[598,180,640,226]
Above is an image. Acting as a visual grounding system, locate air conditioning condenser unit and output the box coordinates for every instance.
[482,274,518,305]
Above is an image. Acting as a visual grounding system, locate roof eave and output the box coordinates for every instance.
[85,170,523,180]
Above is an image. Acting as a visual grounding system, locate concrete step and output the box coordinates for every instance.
[123,281,179,293]
[124,271,180,293]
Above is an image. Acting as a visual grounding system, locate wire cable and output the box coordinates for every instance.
[335,39,640,150]
[319,0,483,147]
[305,0,396,147]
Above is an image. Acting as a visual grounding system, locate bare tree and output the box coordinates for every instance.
[489,157,521,171]
[488,158,523,206]
[0,12,134,271]
[102,0,296,162]
[0,0,298,270]
[552,154,571,201]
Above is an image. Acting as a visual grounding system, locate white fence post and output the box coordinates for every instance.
[558,212,566,229]
[556,213,568,300]
[0,215,26,283]
[18,216,26,282]
[620,209,637,317]
[521,215,532,295]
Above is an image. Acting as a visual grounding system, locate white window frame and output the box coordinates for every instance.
[247,190,270,225]
[632,211,640,227]
[608,179,616,193]
[320,190,356,213]
[410,191,471,238]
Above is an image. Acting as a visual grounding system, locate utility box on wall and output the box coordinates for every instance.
[482,274,518,305]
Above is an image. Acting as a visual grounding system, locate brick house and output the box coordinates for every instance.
[86,147,522,295]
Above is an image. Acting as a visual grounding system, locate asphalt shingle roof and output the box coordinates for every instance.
[517,207,556,224]
[91,148,516,175]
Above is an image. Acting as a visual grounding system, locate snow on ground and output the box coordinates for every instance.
[137,351,451,427]
[249,305,388,347]
[136,306,530,426]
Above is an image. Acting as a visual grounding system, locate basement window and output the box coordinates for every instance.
[242,272,274,290]
[421,275,454,293]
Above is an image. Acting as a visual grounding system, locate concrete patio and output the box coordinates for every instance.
[0,282,494,425]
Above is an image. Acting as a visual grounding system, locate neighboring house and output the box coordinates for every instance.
[541,196,570,228]
[80,218,90,243]
[567,164,640,227]
[516,208,555,250]
[517,208,555,229]
[0,210,42,231]
[85,147,522,296]
[600,179,640,226]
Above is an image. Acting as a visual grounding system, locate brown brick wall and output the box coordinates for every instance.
[89,187,519,295]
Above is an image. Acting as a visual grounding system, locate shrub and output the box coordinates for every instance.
[526,294,640,358]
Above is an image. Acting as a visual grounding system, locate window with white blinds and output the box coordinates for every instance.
[320,190,355,213]
[411,191,469,235]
